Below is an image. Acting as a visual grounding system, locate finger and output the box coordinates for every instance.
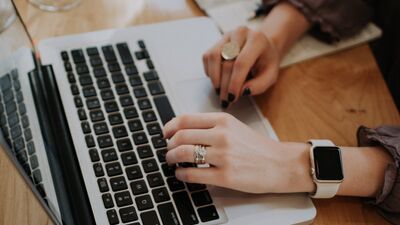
[163,113,219,139]
[167,129,216,150]
[207,35,230,92]
[228,32,267,102]
[166,145,219,166]
[241,64,278,96]
[220,60,234,108]
[175,167,221,185]
[230,26,248,50]
[202,51,209,77]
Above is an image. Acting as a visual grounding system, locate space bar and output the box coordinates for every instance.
[153,95,175,125]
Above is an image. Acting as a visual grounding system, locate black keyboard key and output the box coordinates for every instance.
[143,70,159,81]
[6,101,17,115]
[148,82,165,96]
[61,51,69,61]
[186,183,207,192]
[32,169,42,184]
[146,59,154,70]
[85,135,95,147]
[130,180,148,195]
[98,177,109,192]
[0,74,11,91]
[101,148,118,162]
[167,177,185,191]
[128,119,143,132]
[97,78,111,89]
[102,193,114,209]
[141,211,160,225]
[116,84,129,95]
[142,159,159,173]
[147,123,161,135]
[109,113,123,125]
[135,51,145,60]
[90,56,103,67]
[116,138,133,152]
[111,72,124,83]
[87,47,99,56]
[110,176,128,191]
[121,152,138,166]
[21,115,29,128]
[16,150,28,163]
[83,86,96,97]
[173,191,199,225]
[30,155,39,169]
[93,122,109,135]
[152,187,170,203]
[104,101,119,113]
[93,67,107,78]
[8,113,19,127]
[117,43,134,65]
[97,135,113,148]
[76,64,89,75]
[74,96,83,107]
[106,162,123,177]
[79,75,92,86]
[147,173,164,188]
[101,89,115,101]
[89,149,100,162]
[191,190,213,207]
[119,206,138,223]
[78,109,87,120]
[107,209,119,225]
[3,89,13,102]
[132,132,148,145]
[90,110,105,122]
[154,95,175,125]
[120,95,134,107]
[142,110,157,122]
[108,63,121,73]
[24,128,32,141]
[126,65,139,76]
[152,136,167,149]
[93,163,105,177]
[156,149,167,163]
[124,107,138,119]
[161,163,176,177]
[86,98,100,110]
[126,165,143,180]
[198,205,219,222]
[135,195,154,211]
[13,80,21,91]
[71,49,86,64]
[158,202,180,225]
[64,62,72,72]
[16,91,23,103]
[67,72,76,83]
[81,122,91,134]
[13,137,25,151]
[27,141,35,155]
[19,103,26,115]
[129,76,142,86]
[133,87,147,98]
[71,85,79,95]
[102,45,117,62]
[138,98,151,110]
[112,125,128,138]
[138,40,146,49]
[137,145,153,159]
[11,69,18,80]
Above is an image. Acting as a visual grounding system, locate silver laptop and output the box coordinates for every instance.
[0,4,315,225]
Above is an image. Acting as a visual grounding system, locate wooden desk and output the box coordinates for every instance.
[1,0,398,224]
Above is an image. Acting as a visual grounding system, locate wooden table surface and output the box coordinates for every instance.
[1,0,399,224]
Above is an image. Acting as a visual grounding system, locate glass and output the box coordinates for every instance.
[0,0,16,33]
[28,0,82,11]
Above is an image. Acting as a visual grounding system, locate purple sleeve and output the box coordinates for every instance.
[357,125,400,224]
[263,0,373,42]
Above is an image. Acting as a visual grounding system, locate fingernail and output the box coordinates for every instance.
[242,87,251,96]
[228,93,235,102]
[215,88,220,96]
[221,100,229,109]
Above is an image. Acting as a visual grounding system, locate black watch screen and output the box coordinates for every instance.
[313,146,344,180]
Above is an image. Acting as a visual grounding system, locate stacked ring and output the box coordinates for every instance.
[194,145,207,165]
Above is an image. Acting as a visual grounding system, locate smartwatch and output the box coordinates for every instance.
[308,139,344,198]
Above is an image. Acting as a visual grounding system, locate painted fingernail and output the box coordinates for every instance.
[228,93,235,102]
[221,100,229,109]
[242,87,251,96]
[215,88,220,96]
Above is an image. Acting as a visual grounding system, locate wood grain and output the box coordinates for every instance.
[0,0,398,224]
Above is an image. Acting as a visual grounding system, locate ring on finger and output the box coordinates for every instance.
[193,145,207,165]
[221,42,240,61]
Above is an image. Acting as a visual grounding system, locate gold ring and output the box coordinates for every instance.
[221,42,240,61]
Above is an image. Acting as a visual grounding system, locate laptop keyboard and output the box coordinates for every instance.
[0,69,47,199]
[62,41,220,225]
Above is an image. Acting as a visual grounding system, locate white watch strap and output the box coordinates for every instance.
[308,139,341,199]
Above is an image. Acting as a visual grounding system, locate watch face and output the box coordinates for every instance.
[313,147,344,181]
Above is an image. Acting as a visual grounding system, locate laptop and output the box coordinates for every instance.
[0,4,315,225]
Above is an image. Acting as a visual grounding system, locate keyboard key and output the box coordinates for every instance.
[121,152,138,166]
[138,40,146,49]
[93,163,105,177]
[101,89,114,101]
[105,162,123,177]
[16,150,28,163]
[71,85,79,95]
[67,72,76,83]
[137,145,153,159]
[101,148,118,162]
[86,98,100,109]
[111,72,124,83]
[186,183,206,192]
[30,155,39,169]
[135,51,146,60]
[116,43,134,65]
[140,211,160,225]
[104,101,119,113]
[115,138,132,152]
[64,62,72,72]
[161,163,176,177]
[102,193,114,208]
[158,202,180,225]
[197,205,219,222]
[93,122,109,135]
[130,180,148,195]
[0,74,11,91]
[133,87,147,98]
[152,187,170,203]
[3,89,13,102]
[32,170,42,184]
[108,63,121,73]
[78,109,87,120]
[167,177,185,191]
[119,206,138,223]
[97,135,113,148]
[74,96,83,107]
[97,177,109,192]
[143,70,159,81]
[173,191,199,225]
[27,141,35,155]
[8,113,19,127]
[85,135,95,147]
[124,107,138,119]
[116,84,129,95]
[76,64,89,75]
[112,125,128,138]
[61,51,69,61]
[110,176,128,191]
[6,101,17,115]
[19,103,27,115]
[90,110,105,122]
[154,95,175,125]
[102,45,117,62]
[107,209,119,225]
[148,82,165,96]
[83,86,96,97]
[132,132,148,145]
[147,123,161,135]
[156,149,167,163]
[13,137,25,151]
[93,67,107,78]
[142,110,157,122]
[129,76,142,86]
[97,78,111,89]
[109,113,123,125]
[21,115,29,128]
[147,173,164,188]
[90,56,102,67]
[152,136,167,149]
[120,95,134,107]
[71,49,86,64]
[142,159,159,173]
[16,91,23,103]
[79,75,92,86]
[138,98,151,110]
[191,190,213,207]
[126,65,139,76]
[146,59,154,70]
[22,163,31,176]
[128,119,143,132]
[126,165,143,180]
[89,149,100,162]
[86,47,99,56]
[135,195,154,211]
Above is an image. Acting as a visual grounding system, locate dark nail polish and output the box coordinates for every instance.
[221,100,229,109]
[228,93,235,102]
[215,88,220,96]
[242,87,251,96]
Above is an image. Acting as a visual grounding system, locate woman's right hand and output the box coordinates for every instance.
[202,26,281,108]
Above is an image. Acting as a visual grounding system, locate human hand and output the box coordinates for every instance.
[163,113,314,194]
[202,27,281,108]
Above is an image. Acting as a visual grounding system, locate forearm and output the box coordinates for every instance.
[259,2,311,60]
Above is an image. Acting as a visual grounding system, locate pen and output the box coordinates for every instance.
[248,4,273,21]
